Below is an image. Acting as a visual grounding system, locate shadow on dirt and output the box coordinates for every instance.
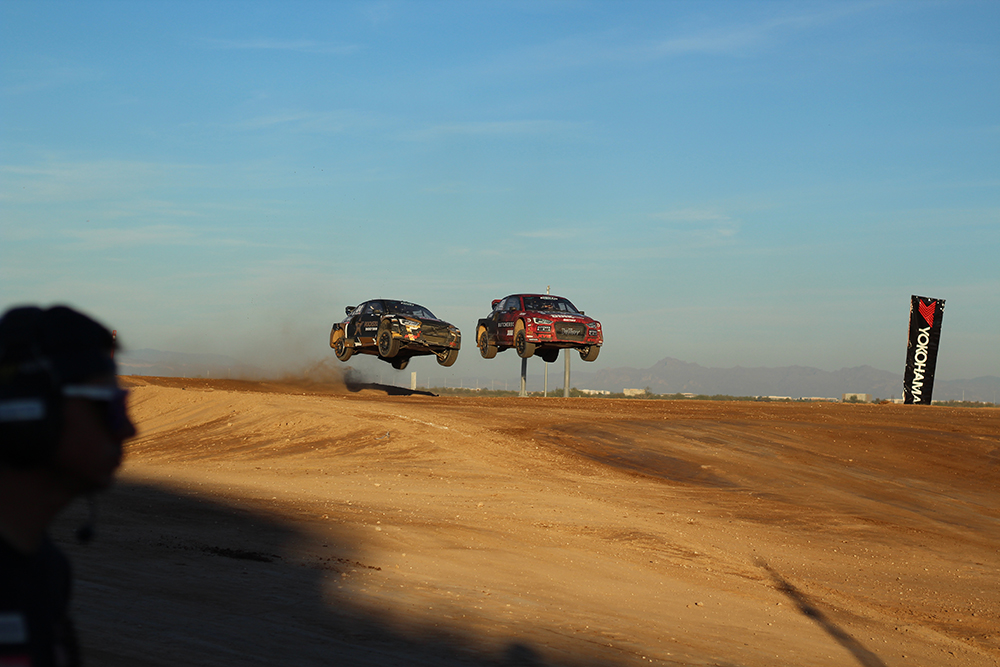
[757,559,887,667]
[537,422,735,488]
[53,481,611,667]
[344,380,437,397]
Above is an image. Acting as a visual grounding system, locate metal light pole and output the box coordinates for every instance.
[564,347,570,397]
[519,356,528,397]
[543,285,550,397]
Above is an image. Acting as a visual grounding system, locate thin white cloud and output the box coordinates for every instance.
[229,109,379,135]
[1,64,104,96]
[420,181,464,194]
[0,161,205,204]
[66,224,202,248]
[403,119,579,142]
[235,111,348,133]
[643,5,870,58]
[652,207,737,226]
[477,2,878,76]
[3,218,257,251]
[626,207,744,249]
[201,38,359,55]
[358,1,394,26]
[516,229,576,240]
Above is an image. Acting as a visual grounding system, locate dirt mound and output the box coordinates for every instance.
[59,377,1000,666]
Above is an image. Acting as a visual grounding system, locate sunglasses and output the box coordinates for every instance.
[62,384,131,433]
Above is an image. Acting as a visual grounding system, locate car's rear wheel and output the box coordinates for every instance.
[514,322,535,359]
[331,329,353,361]
[478,327,497,359]
[437,348,459,367]
[579,345,600,362]
[377,322,400,358]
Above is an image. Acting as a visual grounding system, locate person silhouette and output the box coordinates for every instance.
[0,305,136,666]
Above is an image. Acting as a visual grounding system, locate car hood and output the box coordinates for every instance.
[399,316,457,328]
[527,312,598,325]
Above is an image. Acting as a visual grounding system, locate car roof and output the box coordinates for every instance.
[362,298,425,307]
[505,293,568,300]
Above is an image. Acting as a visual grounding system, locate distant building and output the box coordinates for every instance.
[580,389,611,395]
[842,393,872,403]
[623,388,646,397]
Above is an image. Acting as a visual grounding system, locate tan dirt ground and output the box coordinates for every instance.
[52,376,1000,666]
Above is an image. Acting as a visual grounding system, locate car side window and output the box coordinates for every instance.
[506,297,519,312]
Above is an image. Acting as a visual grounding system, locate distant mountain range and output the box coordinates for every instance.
[117,348,266,380]
[117,349,999,403]
[581,357,999,402]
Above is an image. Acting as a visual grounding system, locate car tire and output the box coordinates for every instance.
[478,327,497,359]
[377,322,400,358]
[514,323,535,359]
[579,345,600,362]
[331,329,354,361]
[437,348,459,367]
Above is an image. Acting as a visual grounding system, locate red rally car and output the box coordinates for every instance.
[475,294,602,363]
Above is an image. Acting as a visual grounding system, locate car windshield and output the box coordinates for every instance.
[384,300,437,320]
[522,296,580,314]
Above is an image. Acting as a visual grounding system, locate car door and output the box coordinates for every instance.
[344,304,364,339]
[352,301,384,344]
[496,296,521,345]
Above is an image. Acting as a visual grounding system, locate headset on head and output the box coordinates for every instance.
[0,307,67,467]
[1,305,121,469]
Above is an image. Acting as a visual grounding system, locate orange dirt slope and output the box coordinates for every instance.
[53,376,1000,666]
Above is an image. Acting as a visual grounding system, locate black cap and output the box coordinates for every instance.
[0,305,118,388]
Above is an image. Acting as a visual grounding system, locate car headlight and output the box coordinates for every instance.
[533,318,552,325]
[400,318,421,329]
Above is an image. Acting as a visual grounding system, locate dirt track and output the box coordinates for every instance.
[53,376,1000,666]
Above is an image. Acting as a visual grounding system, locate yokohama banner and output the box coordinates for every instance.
[903,295,945,404]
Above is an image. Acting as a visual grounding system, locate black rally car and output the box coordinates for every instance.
[330,299,461,370]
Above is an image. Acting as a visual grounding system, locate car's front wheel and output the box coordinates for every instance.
[579,345,600,362]
[331,329,353,361]
[514,323,535,359]
[478,327,497,359]
[437,348,459,367]
[377,322,400,358]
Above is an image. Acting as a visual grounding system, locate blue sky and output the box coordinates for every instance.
[2,0,998,384]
